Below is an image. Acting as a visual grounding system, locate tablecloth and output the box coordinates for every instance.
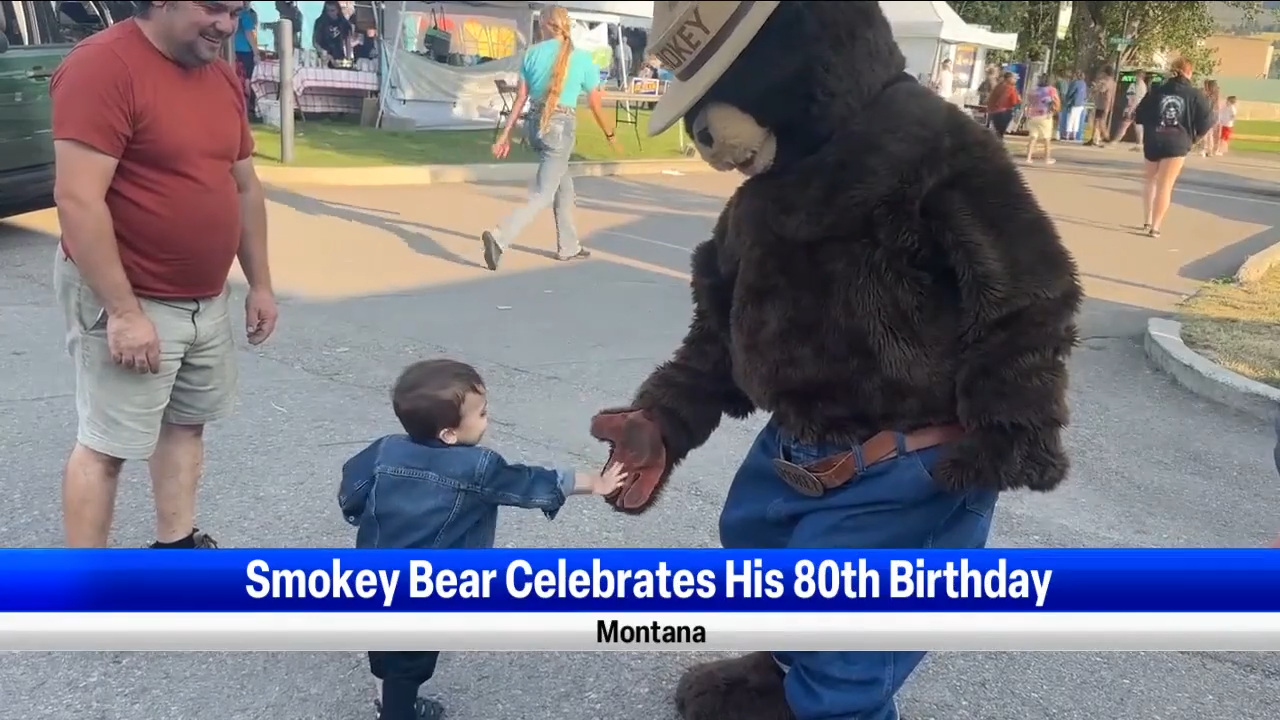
[251,60,379,115]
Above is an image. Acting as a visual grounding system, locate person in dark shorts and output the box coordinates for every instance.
[986,72,1021,137]
[1133,57,1215,238]
[338,358,625,720]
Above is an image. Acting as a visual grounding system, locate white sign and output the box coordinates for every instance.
[1056,2,1074,41]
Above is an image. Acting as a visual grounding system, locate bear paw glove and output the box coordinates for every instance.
[589,408,669,513]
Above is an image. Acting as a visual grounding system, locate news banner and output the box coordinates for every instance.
[0,549,1278,651]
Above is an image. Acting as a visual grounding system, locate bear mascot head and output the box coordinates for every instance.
[590,4,1082,714]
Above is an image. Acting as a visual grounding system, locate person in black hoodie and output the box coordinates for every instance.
[1133,57,1215,238]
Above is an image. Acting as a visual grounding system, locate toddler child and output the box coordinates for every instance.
[338,358,625,720]
[1218,96,1237,156]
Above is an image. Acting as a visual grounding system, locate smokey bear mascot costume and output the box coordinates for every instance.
[589,2,1082,719]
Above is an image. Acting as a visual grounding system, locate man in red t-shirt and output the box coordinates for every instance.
[50,0,278,549]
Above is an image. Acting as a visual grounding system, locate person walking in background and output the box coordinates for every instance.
[313,0,353,62]
[932,58,954,100]
[1023,74,1061,165]
[1134,57,1215,238]
[233,1,258,116]
[273,1,303,50]
[977,65,999,106]
[1200,79,1223,157]
[1086,66,1117,147]
[1109,69,1148,150]
[481,5,620,271]
[1219,95,1238,156]
[1061,70,1089,142]
[986,71,1021,138]
[49,0,278,548]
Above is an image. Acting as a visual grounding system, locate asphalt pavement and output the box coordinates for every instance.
[2,151,1279,719]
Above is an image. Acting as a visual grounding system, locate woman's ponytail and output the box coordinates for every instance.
[539,6,574,133]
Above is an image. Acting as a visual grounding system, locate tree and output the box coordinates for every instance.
[951,1,1270,76]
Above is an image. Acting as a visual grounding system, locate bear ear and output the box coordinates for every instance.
[645,1,784,137]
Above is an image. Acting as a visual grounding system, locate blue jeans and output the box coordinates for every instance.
[491,109,580,258]
[719,420,999,720]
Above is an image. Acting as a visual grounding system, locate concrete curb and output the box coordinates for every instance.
[1235,241,1280,283]
[1143,317,1280,421]
[255,158,713,187]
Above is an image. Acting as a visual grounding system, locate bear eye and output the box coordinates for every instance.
[696,128,714,148]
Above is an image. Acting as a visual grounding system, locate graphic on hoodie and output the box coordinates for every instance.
[1158,94,1186,132]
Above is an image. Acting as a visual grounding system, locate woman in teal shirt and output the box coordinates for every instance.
[481,4,619,270]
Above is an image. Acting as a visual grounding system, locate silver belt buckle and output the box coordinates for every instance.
[771,459,825,497]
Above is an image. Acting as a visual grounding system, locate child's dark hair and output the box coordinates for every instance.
[1227,95,1237,102]
[392,359,485,442]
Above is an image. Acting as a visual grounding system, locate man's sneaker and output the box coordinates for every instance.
[556,249,591,262]
[145,529,219,549]
[375,697,445,720]
[481,231,503,271]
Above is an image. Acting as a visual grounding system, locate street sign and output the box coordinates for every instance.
[1056,1,1073,41]
[1110,36,1133,47]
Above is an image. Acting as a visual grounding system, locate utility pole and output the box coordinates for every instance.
[1046,1,1062,74]
[278,18,296,164]
[1113,4,1132,74]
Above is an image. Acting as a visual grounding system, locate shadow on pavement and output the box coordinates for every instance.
[1012,141,1280,199]
[1095,184,1280,283]
[264,187,487,270]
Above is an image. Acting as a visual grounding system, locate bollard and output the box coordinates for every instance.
[277,18,295,164]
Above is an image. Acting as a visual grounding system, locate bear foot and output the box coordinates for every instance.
[674,652,795,720]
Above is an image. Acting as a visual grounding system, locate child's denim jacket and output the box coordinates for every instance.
[338,435,575,550]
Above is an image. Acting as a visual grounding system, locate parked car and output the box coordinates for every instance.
[0,1,132,219]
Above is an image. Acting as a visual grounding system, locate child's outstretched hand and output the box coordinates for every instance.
[595,462,627,496]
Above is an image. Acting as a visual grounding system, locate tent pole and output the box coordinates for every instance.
[376,0,409,131]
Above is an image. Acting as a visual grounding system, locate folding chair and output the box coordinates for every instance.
[494,79,529,144]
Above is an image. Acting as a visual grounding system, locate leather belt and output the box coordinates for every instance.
[772,425,964,497]
[530,103,575,116]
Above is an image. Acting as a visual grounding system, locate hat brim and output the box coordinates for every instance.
[646,1,782,137]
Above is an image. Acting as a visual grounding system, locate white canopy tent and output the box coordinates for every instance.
[881,1,1019,101]
[379,0,651,130]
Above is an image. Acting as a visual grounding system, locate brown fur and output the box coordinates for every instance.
[612,1,1081,507]
[674,652,793,720]
[601,4,1082,713]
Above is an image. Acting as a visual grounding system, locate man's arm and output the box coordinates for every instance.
[231,159,271,290]
[932,151,1083,493]
[50,47,139,318]
[231,112,271,291]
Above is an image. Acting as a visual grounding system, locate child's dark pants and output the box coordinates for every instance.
[369,650,439,720]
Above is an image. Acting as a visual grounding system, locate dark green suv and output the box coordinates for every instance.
[0,1,134,218]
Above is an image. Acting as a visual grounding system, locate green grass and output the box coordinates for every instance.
[1178,266,1280,388]
[250,106,690,167]
[1222,139,1280,154]
[1234,119,1280,137]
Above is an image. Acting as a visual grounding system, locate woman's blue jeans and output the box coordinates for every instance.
[719,420,999,720]
[490,109,581,258]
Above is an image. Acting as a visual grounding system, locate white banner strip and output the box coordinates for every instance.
[0,613,1278,651]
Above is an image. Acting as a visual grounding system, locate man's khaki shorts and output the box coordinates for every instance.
[1026,116,1054,141]
[54,245,239,461]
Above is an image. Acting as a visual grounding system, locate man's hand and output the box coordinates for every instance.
[245,287,278,345]
[107,310,160,374]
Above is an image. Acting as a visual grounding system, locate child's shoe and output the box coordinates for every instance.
[375,697,446,720]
